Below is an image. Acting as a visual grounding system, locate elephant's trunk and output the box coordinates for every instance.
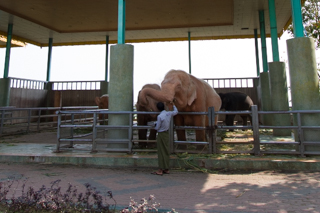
[139,87,174,106]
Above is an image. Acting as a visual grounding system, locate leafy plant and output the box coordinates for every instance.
[0,177,177,213]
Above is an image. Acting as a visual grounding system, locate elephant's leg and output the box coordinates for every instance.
[174,115,187,150]
[225,114,235,131]
[241,115,248,126]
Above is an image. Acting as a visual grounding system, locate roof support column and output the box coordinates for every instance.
[46,38,53,82]
[254,29,260,77]
[267,0,291,136]
[258,11,271,125]
[100,35,109,95]
[107,0,134,149]
[259,10,268,72]
[0,23,13,106]
[3,23,13,79]
[291,0,304,37]
[188,32,191,74]
[117,0,126,44]
[268,0,279,62]
[287,0,320,148]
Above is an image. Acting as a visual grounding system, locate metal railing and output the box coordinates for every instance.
[0,106,98,135]
[55,106,320,156]
[10,77,48,90]
[202,77,258,88]
[51,81,101,90]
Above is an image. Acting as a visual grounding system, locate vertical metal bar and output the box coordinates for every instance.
[208,107,214,154]
[259,10,268,72]
[268,0,280,62]
[91,112,97,153]
[169,118,174,153]
[27,109,31,133]
[70,113,74,148]
[251,105,260,155]
[297,112,304,156]
[105,35,109,81]
[0,110,4,135]
[3,23,13,78]
[118,0,126,44]
[128,111,133,153]
[188,31,191,74]
[37,109,41,132]
[56,113,61,152]
[291,0,304,37]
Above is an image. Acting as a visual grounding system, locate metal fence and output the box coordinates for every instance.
[202,77,258,88]
[0,106,98,135]
[10,77,48,90]
[54,106,320,156]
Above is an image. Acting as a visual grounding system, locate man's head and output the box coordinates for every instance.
[156,102,165,111]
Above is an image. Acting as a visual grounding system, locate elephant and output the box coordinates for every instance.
[95,94,109,124]
[136,84,161,148]
[218,92,253,129]
[138,69,221,148]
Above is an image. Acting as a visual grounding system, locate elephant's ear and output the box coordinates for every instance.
[187,81,197,106]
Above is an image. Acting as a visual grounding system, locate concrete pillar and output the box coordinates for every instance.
[0,78,11,106]
[268,62,291,136]
[287,37,320,150]
[259,72,272,125]
[107,44,134,149]
[100,81,108,96]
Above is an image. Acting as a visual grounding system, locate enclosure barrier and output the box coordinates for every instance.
[0,106,98,135]
[54,106,320,156]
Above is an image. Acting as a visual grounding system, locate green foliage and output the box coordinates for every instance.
[287,0,320,48]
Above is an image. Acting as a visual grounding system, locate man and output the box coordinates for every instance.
[151,102,178,175]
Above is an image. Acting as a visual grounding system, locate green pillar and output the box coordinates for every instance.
[259,10,268,72]
[268,62,291,136]
[118,0,126,44]
[105,35,109,81]
[1,23,13,107]
[287,37,320,150]
[254,29,260,76]
[3,23,13,78]
[108,44,134,148]
[100,36,109,95]
[46,38,53,82]
[0,78,11,106]
[188,31,191,74]
[291,0,304,37]
[268,0,280,62]
[259,72,272,125]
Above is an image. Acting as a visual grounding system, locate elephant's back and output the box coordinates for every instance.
[199,79,222,111]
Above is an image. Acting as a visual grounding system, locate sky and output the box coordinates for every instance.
[0,31,311,103]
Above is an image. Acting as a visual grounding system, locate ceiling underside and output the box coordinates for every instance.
[0,0,293,47]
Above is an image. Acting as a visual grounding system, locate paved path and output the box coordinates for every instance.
[1,163,320,213]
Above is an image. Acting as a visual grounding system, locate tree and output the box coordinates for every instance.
[287,0,320,48]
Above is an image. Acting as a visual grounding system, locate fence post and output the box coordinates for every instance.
[0,109,4,135]
[91,112,97,153]
[128,112,133,153]
[208,107,215,154]
[297,112,305,157]
[55,112,61,152]
[169,118,174,153]
[27,109,31,133]
[70,114,74,148]
[251,105,260,155]
[37,109,41,132]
